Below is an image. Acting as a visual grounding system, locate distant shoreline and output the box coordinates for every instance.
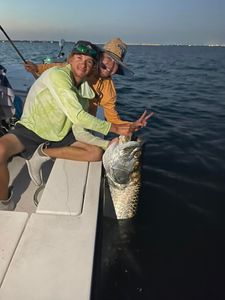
[0,40,224,47]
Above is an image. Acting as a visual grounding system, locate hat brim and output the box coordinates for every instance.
[104,51,134,76]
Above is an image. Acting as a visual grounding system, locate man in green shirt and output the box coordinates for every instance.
[0,40,143,211]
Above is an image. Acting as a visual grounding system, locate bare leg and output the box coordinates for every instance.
[43,141,103,162]
[0,134,25,200]
[26,141,104,186]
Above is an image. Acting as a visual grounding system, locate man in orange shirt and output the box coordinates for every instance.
[25,38,140,125]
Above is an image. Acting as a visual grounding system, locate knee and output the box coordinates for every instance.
[89,145,103,161]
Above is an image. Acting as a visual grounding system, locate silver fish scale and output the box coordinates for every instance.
[108,165,141,219]
[103,136,142,219]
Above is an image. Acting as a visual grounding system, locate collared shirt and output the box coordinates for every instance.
[18,64,111,141]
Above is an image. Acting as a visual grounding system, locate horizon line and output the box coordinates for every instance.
[1,39,225,47]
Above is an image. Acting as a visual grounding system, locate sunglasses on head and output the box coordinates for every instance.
[73,43,97,59]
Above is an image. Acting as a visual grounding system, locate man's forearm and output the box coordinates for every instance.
[109,123,133,136]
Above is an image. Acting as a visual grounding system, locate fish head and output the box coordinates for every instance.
[103,136,142,185]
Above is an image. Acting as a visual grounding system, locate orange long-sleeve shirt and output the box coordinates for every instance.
[35,63,128,124]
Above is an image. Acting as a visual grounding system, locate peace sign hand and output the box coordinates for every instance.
[132,110,154,131]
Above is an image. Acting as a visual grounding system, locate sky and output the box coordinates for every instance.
[1,0,225,45]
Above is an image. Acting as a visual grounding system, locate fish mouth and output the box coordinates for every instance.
[121,144,141,160]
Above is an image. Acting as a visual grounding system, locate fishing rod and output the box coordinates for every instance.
[57,39,65,58]
[0,25,38,79]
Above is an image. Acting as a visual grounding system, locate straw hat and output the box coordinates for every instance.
[103,38,133,76]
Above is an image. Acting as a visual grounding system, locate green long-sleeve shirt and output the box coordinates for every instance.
[18,64,111,141]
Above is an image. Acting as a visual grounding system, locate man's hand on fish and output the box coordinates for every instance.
[131,110,154,131]
[108,137,119,147]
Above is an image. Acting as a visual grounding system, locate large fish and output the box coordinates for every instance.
[102,135,143,219]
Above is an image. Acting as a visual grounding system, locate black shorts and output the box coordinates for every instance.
[8,123,76,159]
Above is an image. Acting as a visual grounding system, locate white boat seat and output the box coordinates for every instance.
[0,161,102,300]
[36,159,90,215]
[0,211,28,286]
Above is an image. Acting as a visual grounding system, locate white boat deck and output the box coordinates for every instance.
[1,156,103,300]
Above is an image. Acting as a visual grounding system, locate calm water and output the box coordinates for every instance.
[1,41,225,299]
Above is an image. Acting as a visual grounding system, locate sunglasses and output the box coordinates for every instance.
[73,43,97,59]
[100,54,117,70]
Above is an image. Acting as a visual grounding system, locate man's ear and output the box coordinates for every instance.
[67,54,73,63]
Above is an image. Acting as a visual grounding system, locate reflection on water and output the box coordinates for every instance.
[99,218,145,300]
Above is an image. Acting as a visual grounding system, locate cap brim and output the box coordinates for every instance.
[71,50,97,60]
[104,51,134,76]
